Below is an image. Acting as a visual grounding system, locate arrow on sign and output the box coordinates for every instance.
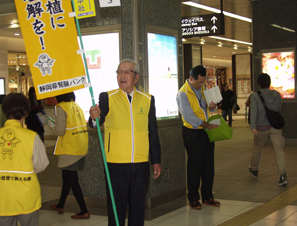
[211,16,217,24]
[211,25,218,33]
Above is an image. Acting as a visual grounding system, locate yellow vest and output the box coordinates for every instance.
[179,80,210,129]
[54,101,88,156]
[0,120,41,216]
[104,88,151,163]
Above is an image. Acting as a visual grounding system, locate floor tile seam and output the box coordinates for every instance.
[150,208,189,223]
[215,183,260,196]
[217,183,297,226]
[271,211,297,222]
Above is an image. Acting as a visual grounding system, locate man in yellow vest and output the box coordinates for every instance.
[176,65,220,210]
[89,58,161,226]
[0,93,49,226]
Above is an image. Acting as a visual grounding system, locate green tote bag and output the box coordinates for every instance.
[204,114,233,142]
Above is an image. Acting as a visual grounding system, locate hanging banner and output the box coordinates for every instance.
[14,0,86,100]
[74,0,96,19]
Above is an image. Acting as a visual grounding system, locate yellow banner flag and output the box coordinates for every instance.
[74,0,96,19]
[14,0,86,100]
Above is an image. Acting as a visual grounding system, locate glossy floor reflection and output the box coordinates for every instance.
[36,116,297,226]
[37,201,297,226]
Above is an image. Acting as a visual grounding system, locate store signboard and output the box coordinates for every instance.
[182,13,225,38]
[74,33,120,121]
[147,32,178,120]
[262,51,295,99]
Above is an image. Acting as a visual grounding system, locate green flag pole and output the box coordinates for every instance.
[70,1,119,225]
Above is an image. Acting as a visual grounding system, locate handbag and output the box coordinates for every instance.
[204,114,233,142]
[257,91,285,129]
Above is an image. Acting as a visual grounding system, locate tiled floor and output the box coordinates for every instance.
[36,116,297,226]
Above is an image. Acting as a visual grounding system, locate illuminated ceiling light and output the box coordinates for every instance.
[182,38,186,42]
[183,1,252,23]
[234,45,238,50]
[248,47,252,52]
[271,24,295,33]
[218,42,222,47]
[208,36,252,45]
[200,39,205,44]
[14,33,20,36]
[23,64,26,65]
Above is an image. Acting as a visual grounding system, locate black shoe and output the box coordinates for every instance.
[249,167,258,179]
[189,200,202,210]
[277,174,288,186]
[202,198,220,207]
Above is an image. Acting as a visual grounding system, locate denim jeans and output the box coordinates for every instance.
[222,108,232,126]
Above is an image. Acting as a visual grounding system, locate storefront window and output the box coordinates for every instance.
[8,53,32,95]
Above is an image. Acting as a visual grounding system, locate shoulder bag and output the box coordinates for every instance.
[257,91,285,129]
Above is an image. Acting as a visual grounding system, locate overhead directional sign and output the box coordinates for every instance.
[182,13,225,38]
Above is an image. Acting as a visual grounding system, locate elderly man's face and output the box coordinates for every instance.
[224,85,229,91]
[116,62,139,94]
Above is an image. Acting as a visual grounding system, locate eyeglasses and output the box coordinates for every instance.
[116,70,137,75]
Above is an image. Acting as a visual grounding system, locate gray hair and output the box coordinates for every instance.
[119,58,140,74]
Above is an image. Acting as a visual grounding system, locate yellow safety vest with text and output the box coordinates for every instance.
[0,120,41,216]
[54,101,88,156]
[104,88,151,163]
[179,80,210,129]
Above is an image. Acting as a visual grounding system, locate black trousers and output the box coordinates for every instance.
[182,127,215,202]
[106,162,149,226]
[57,170,88,214]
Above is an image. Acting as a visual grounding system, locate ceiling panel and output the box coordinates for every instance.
[0,0,253,62]
[181,0,253,62]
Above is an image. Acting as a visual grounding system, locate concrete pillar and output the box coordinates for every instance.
[78,0,186,209]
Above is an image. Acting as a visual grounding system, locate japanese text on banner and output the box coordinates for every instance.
[74,0,96,19]
[14,0,86,100]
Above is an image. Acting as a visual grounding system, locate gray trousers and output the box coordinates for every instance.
[250,127,286,176]
[0,210,38,226]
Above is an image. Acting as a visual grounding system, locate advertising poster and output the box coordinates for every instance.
[15,0,86,100]
[147,33,178,120]
[0,79,4,95]
[237,79,250,98]
[206,67,216,89]
[74,33,120,120]
[262,51,295,99]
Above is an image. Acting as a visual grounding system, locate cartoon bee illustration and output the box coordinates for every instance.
[0,129,21,160]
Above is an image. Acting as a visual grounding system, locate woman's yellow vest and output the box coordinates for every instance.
[0,120,41,216]
[104,88,151,163]
[54,101,88,156]
[179,80,210,129]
